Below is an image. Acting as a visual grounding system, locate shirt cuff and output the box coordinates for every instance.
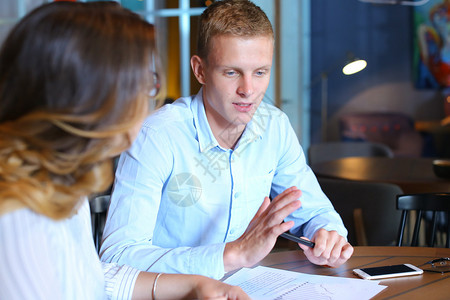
[102,262,140,300]
[300,213,348,241]
[190,243,226,280]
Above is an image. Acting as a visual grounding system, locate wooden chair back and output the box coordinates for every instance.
[396,193,450,248]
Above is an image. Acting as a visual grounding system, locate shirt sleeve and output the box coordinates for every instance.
[102,262,140,300]
[100,124,226,280]
[270,114,348,240]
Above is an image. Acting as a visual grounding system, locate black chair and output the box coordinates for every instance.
[318,177,403,246]
[88,156,118,253]
[396,193,450,248]
[89,195,110,253]
[308,141,394,165]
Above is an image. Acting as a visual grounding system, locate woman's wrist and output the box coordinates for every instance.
[152,273,163,300]
[133,272,202,300]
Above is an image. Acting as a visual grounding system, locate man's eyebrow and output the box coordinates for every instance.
[219,65,272,70]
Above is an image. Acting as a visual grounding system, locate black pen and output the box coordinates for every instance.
[280,232,315,248]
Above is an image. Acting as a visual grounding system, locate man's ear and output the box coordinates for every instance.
[191,55,206,85]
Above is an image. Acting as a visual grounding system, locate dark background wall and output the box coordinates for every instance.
[309,0,444,144]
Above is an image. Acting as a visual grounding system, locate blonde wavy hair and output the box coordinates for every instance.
[0,2,158,219]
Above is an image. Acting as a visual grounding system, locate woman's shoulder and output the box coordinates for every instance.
[0,200,105,299]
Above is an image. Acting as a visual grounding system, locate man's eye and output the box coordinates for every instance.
[256,70,266,76]
[225,71,237,76]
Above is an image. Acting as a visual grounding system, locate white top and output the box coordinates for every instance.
[0,198,140,300]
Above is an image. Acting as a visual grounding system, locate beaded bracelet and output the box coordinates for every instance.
[152,273,163,300]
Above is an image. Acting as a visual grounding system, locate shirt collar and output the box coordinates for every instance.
[242,104,265,142]
[191,89,266,152]
[191,88,219,153]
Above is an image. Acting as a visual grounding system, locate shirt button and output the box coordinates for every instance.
[229,229,235,235]
[234,192,240,198]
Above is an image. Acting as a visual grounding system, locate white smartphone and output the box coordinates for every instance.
[353,264,423,280]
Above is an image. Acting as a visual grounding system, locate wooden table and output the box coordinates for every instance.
[261,247,450,299]
[311,157,450,194]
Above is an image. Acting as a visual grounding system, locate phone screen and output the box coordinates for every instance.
[360,264,416,276]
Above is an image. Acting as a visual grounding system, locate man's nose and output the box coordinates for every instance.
[237,75,254,97]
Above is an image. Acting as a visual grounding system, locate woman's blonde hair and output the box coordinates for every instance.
[0,2,158,219]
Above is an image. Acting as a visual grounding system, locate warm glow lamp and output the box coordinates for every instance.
[342,59,367,75]
[320,56,367,141]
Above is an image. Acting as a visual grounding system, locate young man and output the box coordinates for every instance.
[100,0,353,280]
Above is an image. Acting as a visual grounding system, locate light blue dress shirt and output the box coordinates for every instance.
[100,89,347,280]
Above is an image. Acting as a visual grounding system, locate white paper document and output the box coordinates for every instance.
[224,266,387,300]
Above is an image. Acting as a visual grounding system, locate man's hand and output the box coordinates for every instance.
[298,228,353,267]
[223,186,302,272]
